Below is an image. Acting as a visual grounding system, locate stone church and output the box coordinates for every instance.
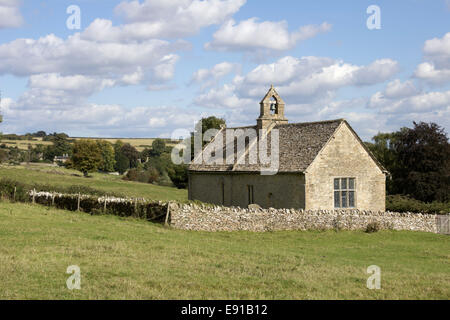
[188,86,387,211]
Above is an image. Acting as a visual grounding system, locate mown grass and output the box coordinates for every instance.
[0,165,188,202]
[0,201,448,299]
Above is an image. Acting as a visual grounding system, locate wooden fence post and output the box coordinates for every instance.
[165,202,171,226]
[104,197,107,213]
[134,198,138,216]
[13,187,16,202]
[77,193,81,211]
[52,193,55,206]
[32,188,36,204]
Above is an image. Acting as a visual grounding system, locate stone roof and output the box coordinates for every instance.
[189,119,347,173]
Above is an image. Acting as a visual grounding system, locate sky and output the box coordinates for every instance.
[0,0,449,141]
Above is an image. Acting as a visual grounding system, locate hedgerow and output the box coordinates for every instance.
[31,191,168,222]
[386,195,450,214]
[0,178,169,223]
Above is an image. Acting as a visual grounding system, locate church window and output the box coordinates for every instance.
[334,178,356,208]
[247,185,254,205]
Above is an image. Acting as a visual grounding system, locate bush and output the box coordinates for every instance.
[124,167,160,184]
[0,178,29,202]
[167,164,188,189]
[366,222,380,233]
[386,195,450,214]
[30,191,168,222]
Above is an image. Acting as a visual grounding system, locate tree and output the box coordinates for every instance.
[365,132,400,194]
[0,111,2,142]
[30,144,45,162]
[391,122,450,202]
[96,140,116,172]
[121,143,139,168]
[0,149,8,163]
[168,164,188,189]
[43,134,72,161]
[151,138,166,157]
[115,152,129,175]
[199,116,226,135]
[33,131,46,138]
[191,116,226,159]
[71,140,102,177]
[43,132,69,142]
[113,140,124,154]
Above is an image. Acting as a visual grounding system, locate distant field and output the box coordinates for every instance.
[1,137,180,152]
[72,137,179,152]
[1,138,52,150]
[0,164,188,202]
[0,201,448,299]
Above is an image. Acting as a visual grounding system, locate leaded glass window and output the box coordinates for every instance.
[334,178,356,208]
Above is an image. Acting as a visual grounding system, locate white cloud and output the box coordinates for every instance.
[414,62,450,84]
[368,87,450,114]
[120,67,144,85]
[1,96,204,138]
[415,32,450,84]
[6,74,116,112]
[317,98,367,118]
[190,56,422,140]
[352,59,400,85]
[423,32,450,68]
[28,73,115,96]
[194,83,254,109]
[191,62,240,88]
[205,18,331,52]
[0,33,186,80]
[206,56,399,105]
[0,0,23,29]
[190,55,401,138]
[113,0,246,39]
[383,79,420,99]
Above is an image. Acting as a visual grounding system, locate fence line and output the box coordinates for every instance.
[28,190,170,223]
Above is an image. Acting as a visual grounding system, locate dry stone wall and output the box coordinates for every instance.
[169,203,442,233]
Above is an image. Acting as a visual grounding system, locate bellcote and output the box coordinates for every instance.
[257,85,288,129]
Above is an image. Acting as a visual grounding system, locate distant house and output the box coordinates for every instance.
[53,154,70,164]
[188,86,387,211]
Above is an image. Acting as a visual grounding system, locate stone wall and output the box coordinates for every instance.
[189,172,305,209]
[169,203,440,233]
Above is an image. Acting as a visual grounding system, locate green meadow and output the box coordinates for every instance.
[0,201,448,299]
[0,164,188,202]
[0,165,448,299]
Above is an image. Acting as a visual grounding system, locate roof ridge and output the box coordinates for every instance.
[224,125,257,130]
[276,118,345,127]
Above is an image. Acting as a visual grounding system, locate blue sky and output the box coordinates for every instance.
[0,0,449,140]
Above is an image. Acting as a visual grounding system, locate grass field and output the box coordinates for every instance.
[0,164,188,202]
[0,201,448,299]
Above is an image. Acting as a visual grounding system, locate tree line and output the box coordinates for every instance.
[1,116,448,202]
[69,138,189,189]
[365,122,449,203]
